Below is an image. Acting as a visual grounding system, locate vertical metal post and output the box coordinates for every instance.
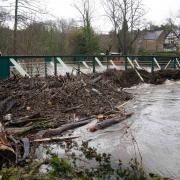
[93,56,96,73]
[106,56,109,70]
[77,56,81,74]
[173,58,176,69]
[151,57,154,73]
[44,58,47,77]
[124,56,128,70]
[54,57,57,76]
[0,57,10,79]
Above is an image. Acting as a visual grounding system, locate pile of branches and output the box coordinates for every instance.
[0,70,135,168]
[0,71,133,125]
[1,69,180,169]
[1,69,180,127]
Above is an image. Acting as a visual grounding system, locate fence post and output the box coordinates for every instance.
[77,56,81,74]
[173,58,176,69]
[124,56,128,70]
[44,57,49,77]
[54,57,57,76]
[107,55,109,70]
[0,57,10,79]
[93,56,96,73]
[151,57,154,73]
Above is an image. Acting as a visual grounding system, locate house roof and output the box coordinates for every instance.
[175,30,180,37]
[144,30,163,40]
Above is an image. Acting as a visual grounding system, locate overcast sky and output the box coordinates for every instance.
[1,0,180,32]
[46,0,180,33]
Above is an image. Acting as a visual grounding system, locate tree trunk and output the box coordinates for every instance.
[89,113,133,132]
[13,0,18,55]
[36,118,95,138]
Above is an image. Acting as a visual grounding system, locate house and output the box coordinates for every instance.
[136,30,180,53]
[164,30,180,52]
[142,30,165,52]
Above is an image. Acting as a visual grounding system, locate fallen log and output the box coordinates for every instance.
[6,126,33,136]
[89,113,133,132]
[7,117,46,127]
[33,136,79,143]
[64,104,83,113]
[20,138,30,161]
[0,96,13,114]
[37,118,95,138]
[90,75,102,84]
[0,123,16,168]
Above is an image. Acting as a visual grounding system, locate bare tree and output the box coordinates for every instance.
[74,0,93,28]
[0,7,9,26]
[13,0,47,54]
[104,0,145,54]
[74,0,100,54]
[0,0,47,54]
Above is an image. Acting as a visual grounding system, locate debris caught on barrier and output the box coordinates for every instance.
[1,69,180,168]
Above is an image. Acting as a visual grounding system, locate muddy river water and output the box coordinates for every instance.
[73,81,180,179]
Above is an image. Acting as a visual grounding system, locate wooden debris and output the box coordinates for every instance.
[6,117,46,127]
[89,113,133,132]
[33,136,79,143]
[115,101,130,111]
[0,123,16,167]
[96,114,105,122]
[64,104,83,113]
[6,126,33,136]
[20,138,30,161]
[0,70,134,122]
[90,75,102,84]
[38,118,95,138]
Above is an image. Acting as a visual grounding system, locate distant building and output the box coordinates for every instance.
[164,30,180,52]
[135,30,180,53]
[143,30,164,52]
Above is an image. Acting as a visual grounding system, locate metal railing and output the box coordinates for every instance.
[0,55,180,79]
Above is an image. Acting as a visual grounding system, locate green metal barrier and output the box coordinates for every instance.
[0,57,10,79]
[0,55,180,79]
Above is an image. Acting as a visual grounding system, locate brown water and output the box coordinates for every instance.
[73,81,180,179]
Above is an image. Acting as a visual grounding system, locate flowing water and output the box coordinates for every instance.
[73,81,180,179]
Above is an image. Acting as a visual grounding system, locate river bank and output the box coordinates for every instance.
[0,69,180,179]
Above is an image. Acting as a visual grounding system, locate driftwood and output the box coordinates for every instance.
[7,117,46,127]
[89,113,133,132]
[5,113,42,127]
[0,123,16,167]
[90,75,102,84]
[115,101,130,111]
[37,118,95,138]
[64,104,83,113]
[33,136,79,143]
[6,126,33,136]
[0,96,16,114]
[20,138,30,161]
